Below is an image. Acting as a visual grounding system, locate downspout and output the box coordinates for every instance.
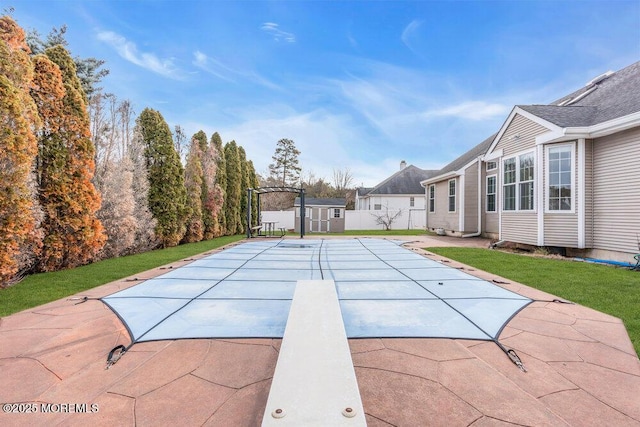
[462,157,483,238]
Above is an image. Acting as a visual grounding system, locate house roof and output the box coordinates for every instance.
[420,133,497,184]
[519,61,640,127]
[356,187,374,197]
[294,197,346,207]
[362,165,439,196]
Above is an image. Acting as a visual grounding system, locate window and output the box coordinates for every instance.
[374,204,381,210]
[503,158,516,210]
[409,196,415,207]
[503,152,534,211]
[486,161,497,171]
[548,145,573,211]
[448,179,456,212]
[486,175,496,212]
[519,153,534,210]
[333,208,341,218]
[428,185,435,212]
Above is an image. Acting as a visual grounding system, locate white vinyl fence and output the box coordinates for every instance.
[260,209,426,231]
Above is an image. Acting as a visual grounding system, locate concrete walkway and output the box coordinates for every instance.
[1,236,639,426]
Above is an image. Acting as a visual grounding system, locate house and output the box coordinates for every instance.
[420,133,498,238]
[356,161,438,211]
[422,61,640,264]
[294,197,346,233]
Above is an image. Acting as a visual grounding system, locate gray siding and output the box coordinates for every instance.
[481,166,499,234]
[544,214,578,247]
[464,163,479,233]
[584,140,594,248]
[591,127,640,253]
[501,213,538,245]
[426,178,460,231]
[495,114,549,244]
[494,113,547,156]
[543,141,579,247]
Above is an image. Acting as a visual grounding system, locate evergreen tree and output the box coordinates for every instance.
[0,17,42,285]
[182,136,204,243]
[192,130,214,239]
[238,146,249,234]
[247,160,260,229]
[32,45,105,271]
[224,141,241,235]
[211,132,227,236]
[268,138,301,186]
[26,25,108,98]
[136,108,188,247]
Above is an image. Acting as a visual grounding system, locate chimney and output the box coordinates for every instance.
[400,160,407,170]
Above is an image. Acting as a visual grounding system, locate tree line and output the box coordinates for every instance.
[0,16,258,287]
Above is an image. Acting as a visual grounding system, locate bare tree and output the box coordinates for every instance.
[370,205,403,230]
[173,125,187,164]
[332,167,354,193]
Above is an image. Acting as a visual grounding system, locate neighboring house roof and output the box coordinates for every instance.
[363,165,438,196]
[420,133,497,184]
[356,187,374,197]
[294,197,346,207]
[519,61,640,127]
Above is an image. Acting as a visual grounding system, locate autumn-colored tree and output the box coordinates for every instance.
[0,17,42,286]
[27,24,109,99]
[224,140,241,235]
[136,108,188,247]
[182,136,204,243]
[211,132,227,236]
[31,45,105,271]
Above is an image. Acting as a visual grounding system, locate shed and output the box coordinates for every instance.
[294,197,346,233]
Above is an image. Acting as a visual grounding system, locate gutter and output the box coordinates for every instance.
[462,156,483,238]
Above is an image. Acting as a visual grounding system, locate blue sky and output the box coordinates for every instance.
[9,0,640,186]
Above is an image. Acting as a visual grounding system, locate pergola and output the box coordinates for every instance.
[246,187,306,238]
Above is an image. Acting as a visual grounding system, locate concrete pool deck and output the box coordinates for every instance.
[1,235,639,426]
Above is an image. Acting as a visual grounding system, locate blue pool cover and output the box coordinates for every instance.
[102,239,532,344]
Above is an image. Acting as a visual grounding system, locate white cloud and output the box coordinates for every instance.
[192,50,281,90]
[260,22,296,43]
[97,31,183,79]
[192,50,237,82]
[424,101,510,121]
[401,19,423,51]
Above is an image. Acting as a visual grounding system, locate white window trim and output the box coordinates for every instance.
[448,179,456,213]
[428,184,435,213]
[486,161,497,171]
[545,142,576,214]
[486,174,497,213]
[502,149,536,212]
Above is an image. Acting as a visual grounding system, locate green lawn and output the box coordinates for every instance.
[0,235,244,317]
[428,247,640,356]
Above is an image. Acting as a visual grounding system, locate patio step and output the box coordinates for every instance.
[262,280,366,426]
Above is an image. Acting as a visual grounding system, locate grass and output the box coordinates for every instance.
[0,235,244,317]
[307,229,433,236]
[427,247,640,356]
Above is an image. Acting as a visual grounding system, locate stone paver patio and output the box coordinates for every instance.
[1,235,639,426]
